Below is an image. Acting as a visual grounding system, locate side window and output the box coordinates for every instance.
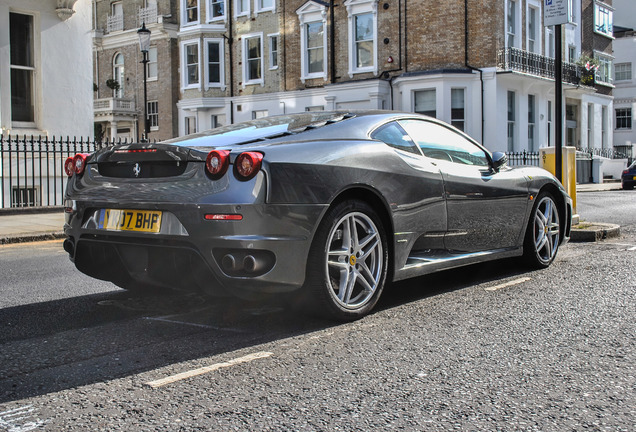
[399,119,489,166]
[371,122,420,155]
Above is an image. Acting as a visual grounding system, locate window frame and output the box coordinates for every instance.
[147,100,159,131]
[615,108,632,130]
[507,90,516,152]
[242,33,264,87]
[594,2,614,38]
[544,26,554,58]
[181,40,201,90]
[204,38,225,90]
[255,0,275,15]
[185,116,197,135]
[147,47,158,81]
[268,33,279,70]
[9,12,37,128]
[413,89,436,118]
[111,1,123,17]
[506,0,519,49]
[207,0,226,22]
[528,94,536,152]
[345,0,378,77]
[594,52,614,86]
[615,63,632,82]
[113,52,125,99]
[234,0,250,17]
[297,1,328,83]
[451,88,465,132]
[182,0,200,26]
[526,2,541,54]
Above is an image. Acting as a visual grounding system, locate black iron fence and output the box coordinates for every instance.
[578,146,633,163]
[0,135,123,209]
[506,151,541,167]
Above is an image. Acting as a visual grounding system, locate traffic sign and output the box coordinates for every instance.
[544,0,571,26]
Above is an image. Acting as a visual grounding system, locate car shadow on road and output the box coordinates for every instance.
[0,257,533,405]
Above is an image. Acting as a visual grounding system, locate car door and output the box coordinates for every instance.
[399,119,530,253]
[370,121,447,255]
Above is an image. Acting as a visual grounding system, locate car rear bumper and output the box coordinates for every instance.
[64,202,327,295]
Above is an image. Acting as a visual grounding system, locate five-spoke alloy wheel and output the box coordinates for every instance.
[523,192,561,268]
[304,200,388,321]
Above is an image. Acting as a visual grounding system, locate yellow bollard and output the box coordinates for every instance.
[540,146,577,215]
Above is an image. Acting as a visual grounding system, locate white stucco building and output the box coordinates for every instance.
[612,0,636,159]
[0,0,93,138]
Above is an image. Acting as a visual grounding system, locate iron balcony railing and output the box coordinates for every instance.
[138,5,158,26]
[498,47,581,85]
[106,14,123,33]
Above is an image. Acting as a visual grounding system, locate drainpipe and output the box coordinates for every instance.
[464,0,484,144]
[330,0,336,83]
[226,0,235,124]
[404,0,408,73]
[282,0,286,91]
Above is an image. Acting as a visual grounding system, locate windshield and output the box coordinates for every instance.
[162,112,354,147]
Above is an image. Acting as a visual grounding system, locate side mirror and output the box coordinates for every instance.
[491,152,508,171]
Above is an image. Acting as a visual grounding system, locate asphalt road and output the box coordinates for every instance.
[0,190,634,431]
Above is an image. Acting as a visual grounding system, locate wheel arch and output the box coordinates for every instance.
[324,186,395,279]
[537,183,571,243]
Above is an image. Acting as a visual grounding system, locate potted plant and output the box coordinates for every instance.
[575,55,600,86]
[106,78,120,91]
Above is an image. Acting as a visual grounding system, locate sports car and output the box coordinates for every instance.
[63,111,572,320]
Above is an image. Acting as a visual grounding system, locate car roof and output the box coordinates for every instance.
[161,111,432,148]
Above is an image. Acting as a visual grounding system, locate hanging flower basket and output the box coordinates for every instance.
[106,79,120,91]
[575,55,599,86]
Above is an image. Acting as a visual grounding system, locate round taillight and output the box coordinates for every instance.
[206,150,230,178]
[73,153,89,175]
[64,157,75,177]
[235,152,263,181]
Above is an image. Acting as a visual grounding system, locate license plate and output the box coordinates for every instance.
[99,209,162,233]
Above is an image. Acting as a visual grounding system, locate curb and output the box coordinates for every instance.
[570,223,621,242]
[0,231,66,245]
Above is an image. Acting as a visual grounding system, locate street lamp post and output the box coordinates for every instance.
[137,22,151,142]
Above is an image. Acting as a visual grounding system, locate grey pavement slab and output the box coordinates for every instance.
[0,212,65,244]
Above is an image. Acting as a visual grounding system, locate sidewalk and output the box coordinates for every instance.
[0,210,66,244]
[0,182,625,244]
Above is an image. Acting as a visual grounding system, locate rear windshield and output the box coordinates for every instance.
[163,112,354,147]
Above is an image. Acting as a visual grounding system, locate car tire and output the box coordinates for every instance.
[303,199,388,321]
[522,192,561,268]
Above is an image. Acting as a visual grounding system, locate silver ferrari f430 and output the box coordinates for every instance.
[63,111,572,320]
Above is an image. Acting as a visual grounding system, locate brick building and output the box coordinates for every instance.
[174,0,284,133]
[92,0,616,154]
[222,0,615,153]
[92,0,180,142]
